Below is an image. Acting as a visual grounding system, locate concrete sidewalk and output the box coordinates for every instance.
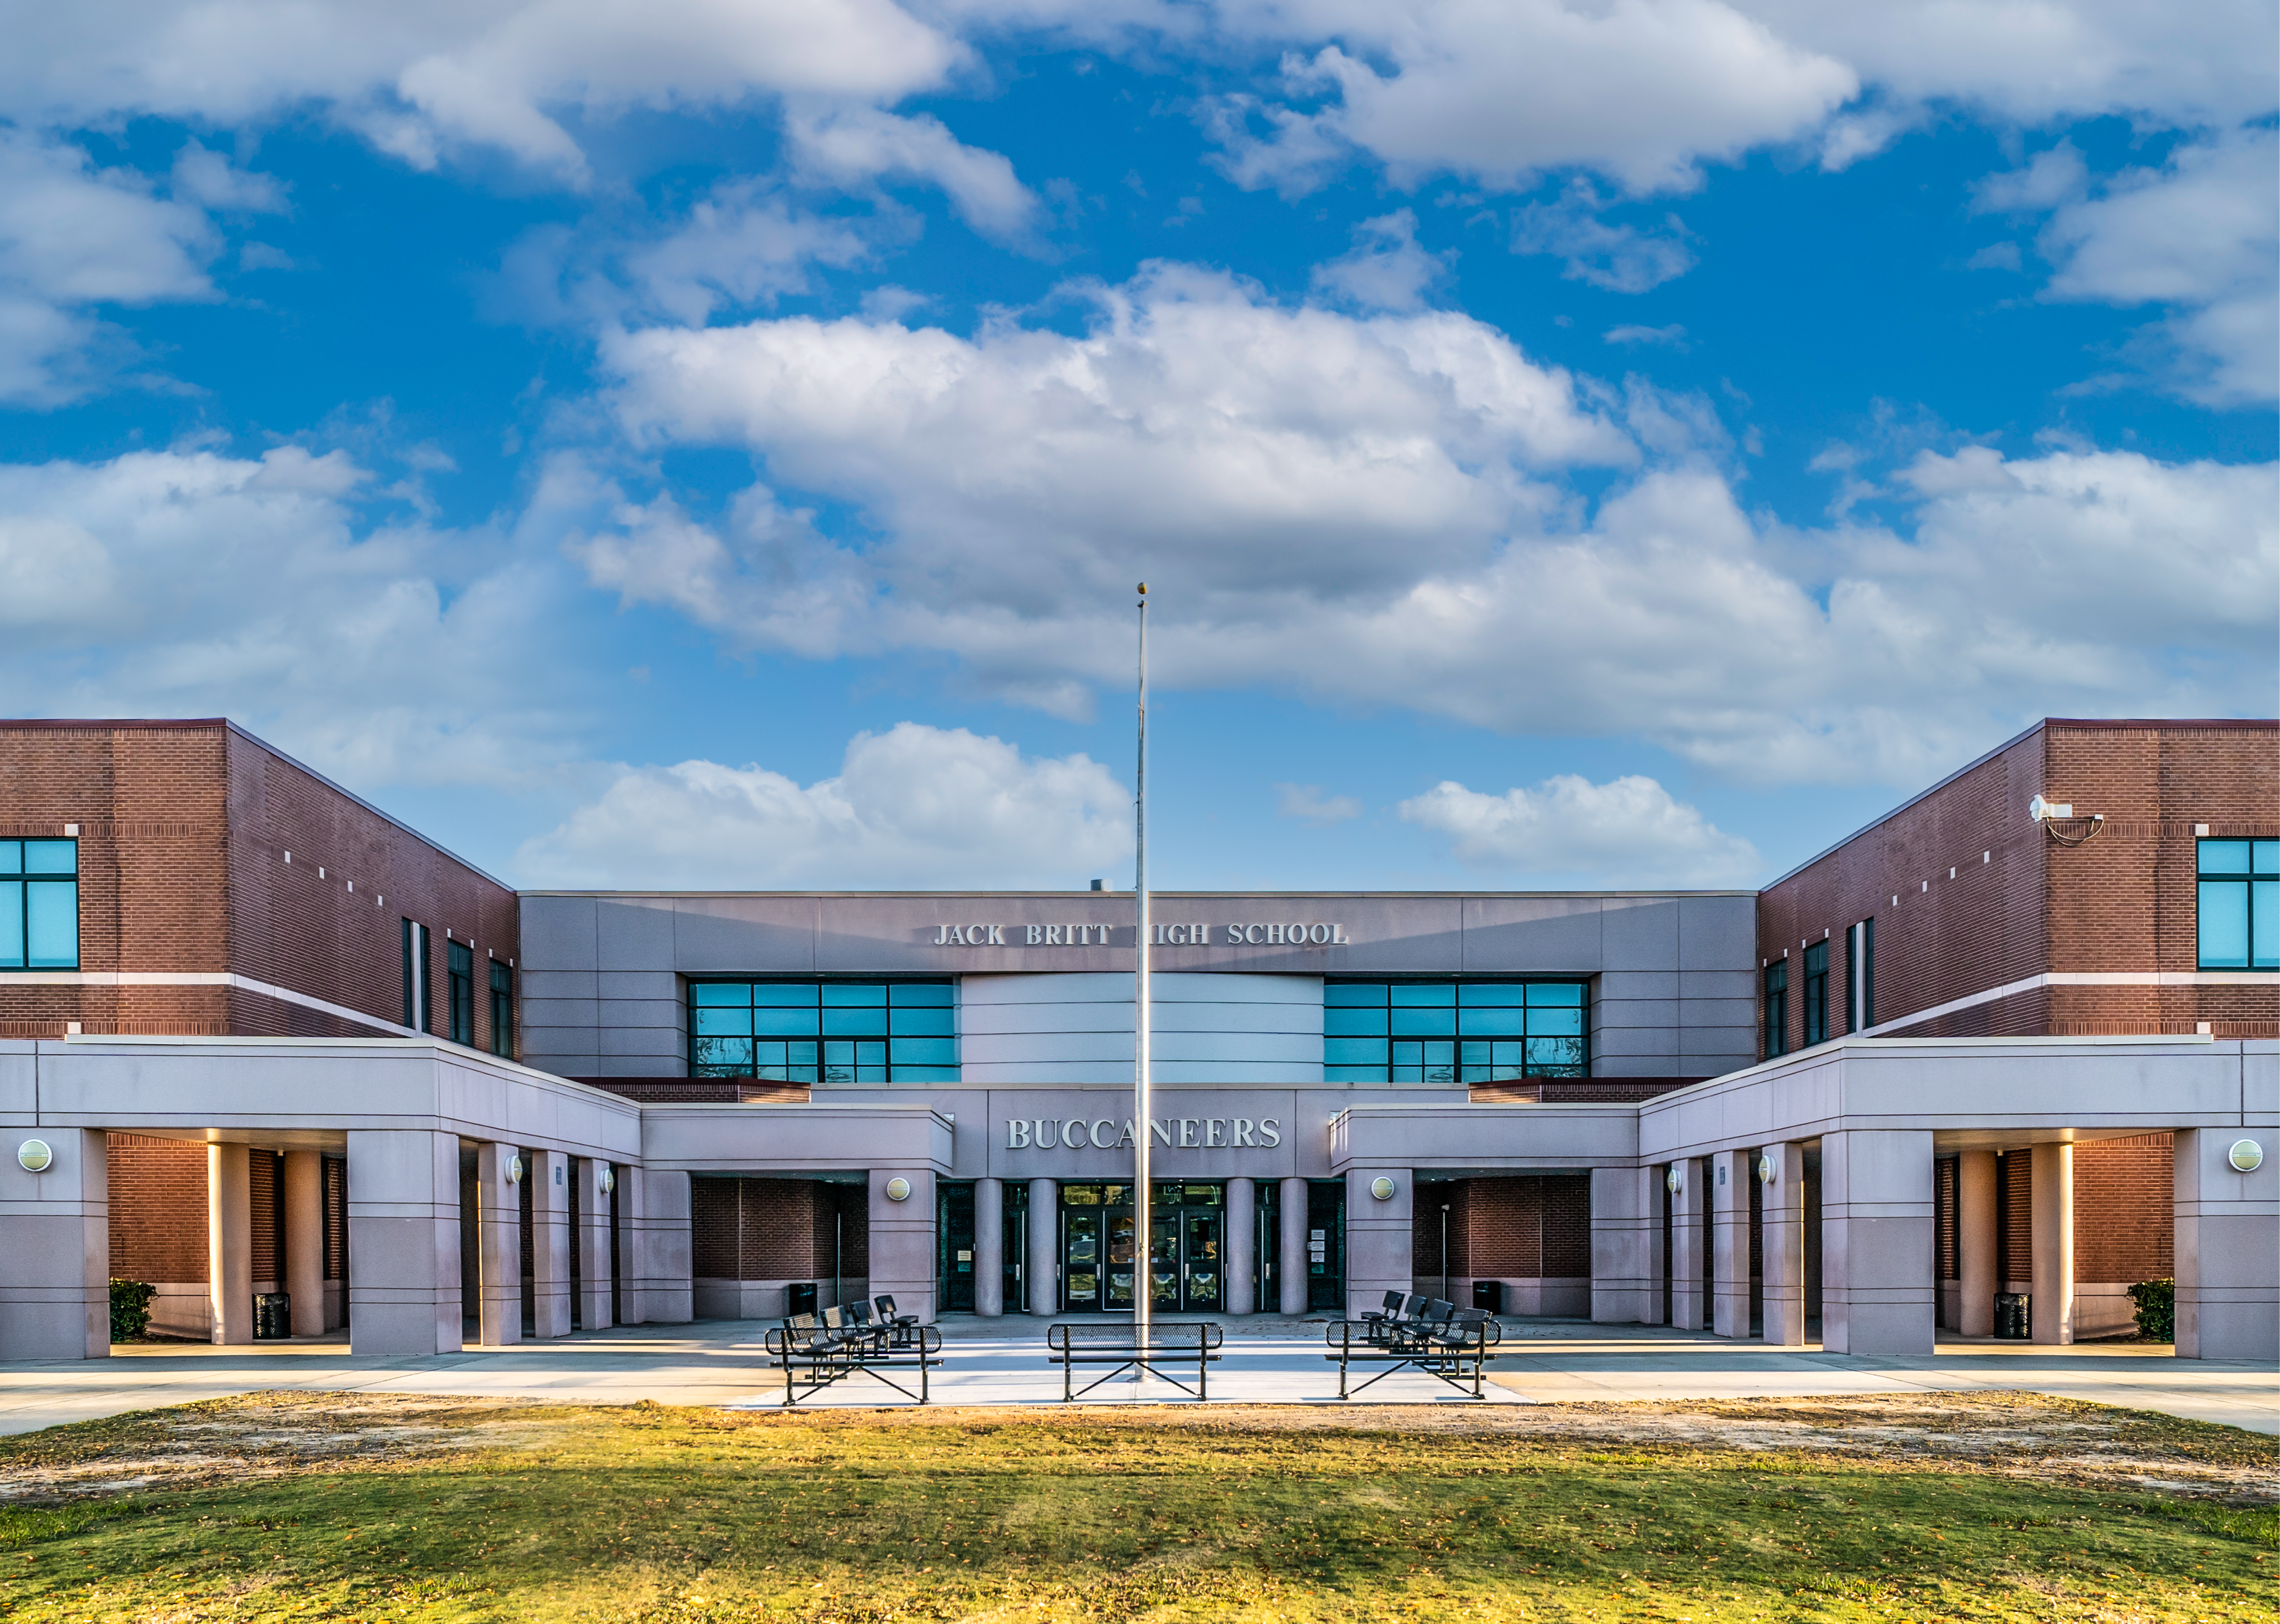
[0,1318,2267,1437]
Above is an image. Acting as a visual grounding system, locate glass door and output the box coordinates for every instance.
[1181,1211,1223,1310]
[937,1181,975,1312]
[1107,1210,1136,1310]
[1064,1207,1102,1310]
[1149,1213,1179,1309]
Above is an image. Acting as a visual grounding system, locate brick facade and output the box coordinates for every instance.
[1415,1176,1592,1280]
[692,1177,868,1281]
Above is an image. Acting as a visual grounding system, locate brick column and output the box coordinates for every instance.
[528,1150,571,1338]
[870,1167,936,1323]
[2030,1143,2074,1345]
[1821,1129,1934,1355]
[577,1160,614,1332]
[1956,1149,1998,1338]
[1588,1165,1651,1324]
[208,1144,253,1345]
[973,1177,1003,1318]
[1711,1150,1752,1338]
[1279,1176,1308,1315]
[346,1129,462,1356]
[0,1127,110,1359]
[1761,1142,1807,1346]
[1224,1177,1255,1315]
[1669,1160,1707,1332]
[1027,1177,1057,1314]
[283,1150,325,1338]
[2174,1128,2277,1361]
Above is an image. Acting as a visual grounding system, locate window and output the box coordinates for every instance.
[1322,981,1588,1085]
[1845,918,1874,1032]
[688,981,958,1085]
[1763,960,1788,1060]
[0,839,77,969]
[489,960,515,1058]
[447,939,475,1045]
[400,919,431,1032]
[2198,839,2278,970]
[1802,939,1829,1046]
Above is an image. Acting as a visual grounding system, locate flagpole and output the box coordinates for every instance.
[1133,582,1152,1353]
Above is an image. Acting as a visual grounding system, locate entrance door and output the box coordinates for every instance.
[938,1181,976,1312]
[1064,1207,1102,1310]
[1181,1210,1223,1310]
[1061,1183,1226,1311]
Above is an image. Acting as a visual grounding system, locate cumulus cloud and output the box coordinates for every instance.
[1399,773,1759,883]
[515,722,1132,887]
[1276,783,1361,825]
[785,106,1038,240]
[1309,209,1448,311]
[1511,185,1695,292]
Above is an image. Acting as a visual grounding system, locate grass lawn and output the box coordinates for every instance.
[0,1391,2271,1621]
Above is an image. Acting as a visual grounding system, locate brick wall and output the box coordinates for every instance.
[107,1135,209,1282]
[2074,1136,2173,1282]
[1997,1150,2032,1286]
[1417,1176,1591,1279]
[692,1178,864,1280]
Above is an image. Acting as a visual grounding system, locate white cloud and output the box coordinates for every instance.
[619,182,874,324]
[1309,209,1448,311]
[169,141,288,212]
[1276,782,1361,825]
[786,106,1037,239]
[1400,773,1759,883]
[1511,185,1695,293]
[515,722,1132,887]
[1604,323,1689,349]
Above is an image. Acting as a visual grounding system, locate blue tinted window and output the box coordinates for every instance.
[689,981,955,1080]
[1323,979,1589,1083]
[1,840,77,971]
[2199,840,2278,971]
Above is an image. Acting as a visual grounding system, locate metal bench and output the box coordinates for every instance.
[1045,1321,1225,1401]
[1325,1308,1503,1399]
[764,1310,943,1407]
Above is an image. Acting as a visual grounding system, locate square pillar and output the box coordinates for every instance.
[973,1177,1004,1317]
[1711,1150,1751,1339]
[283,1150,324,1338]
[1225,1177,1256,1315]
[2030,1143,2074,1345]
[1344,1167,1412,1318]
[1669,1160,1707,1331]
[476,1143,523,1346]
[0,1127,110,1359]
[1027,1177,1057,1314]
[1761,1142,1807,1346]
[577,1160,614,1332]
[614,1166,647,1325]
[208,1144,253,1345]
[1589,1165,1650,1324]
[1821,1129,1934,1355]
[1279,1176,1308,1315]
[346,1129,462,1356]
[528,1150,572,1338]
[870,1167,937,1323]
[1956,1149,1998,1338]
[2175,1127,2279,1361]
[641,1170,693,1323]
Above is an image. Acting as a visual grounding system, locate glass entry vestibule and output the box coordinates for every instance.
[1060,1183,1226,1312]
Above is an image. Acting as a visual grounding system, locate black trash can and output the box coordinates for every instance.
[786,1282,818,1316]
[1472,1279,1504,1315]
[253,1292,291,1340]
[1993,1292,2030,1340]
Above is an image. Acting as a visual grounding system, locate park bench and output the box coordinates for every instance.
[764,1308,943,1407]
[1325,1306,1503,1400]
[1045,1320,1225,1401]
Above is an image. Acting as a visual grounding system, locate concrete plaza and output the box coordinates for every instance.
[0,1316,2269,1438]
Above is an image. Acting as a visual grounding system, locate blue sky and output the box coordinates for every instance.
[2,1,2273,893]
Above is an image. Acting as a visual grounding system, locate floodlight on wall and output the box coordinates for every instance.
[1757,1152,1776,1185]
[1665,1165,1682,1194]
[16,1139,52,1173]
[2028,795,2071,821]
[2030,794,2105,846]
[1369,1176,1397,1201]
[506,1153,523,1185]
[2229,1140,2264,1173]
[884,1176,912,1202]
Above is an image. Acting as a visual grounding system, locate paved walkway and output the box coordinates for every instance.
[0,1318,2267,1437]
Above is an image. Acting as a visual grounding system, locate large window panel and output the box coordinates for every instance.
[2,839,79,971]
[688,981,958,1083]
[1323,980,1591,1084]
[2198,839,2279,971]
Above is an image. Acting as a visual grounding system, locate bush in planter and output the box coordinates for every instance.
[2126,1278,2174,1343]
[110,1278,157,1342]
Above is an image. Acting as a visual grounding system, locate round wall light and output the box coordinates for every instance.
[598,1166,616,1196]
[1757,1152,1777,1185]
[2227,1139,2264,1173]
[506,1153,524,1185]
[884,1176,912,1202]
[17,1139,53,1174]
[1369,1176,1396,1201]
[1665,1164,1682,1194]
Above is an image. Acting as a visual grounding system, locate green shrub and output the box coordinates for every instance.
[108,1278,156,1343]
[2126,1278,2174,1342]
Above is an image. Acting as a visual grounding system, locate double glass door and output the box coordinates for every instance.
[1061,1183,1223,1312]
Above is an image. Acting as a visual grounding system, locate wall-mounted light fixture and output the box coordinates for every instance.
[1369,1176,1396,1201]
[17,1140,52,1173]
[599,1165,616,1197]
[506,1153,524,1185]
[1665,1165,1682,1195]
[884,1176,912,1202]
[1757,1151,1776,1185]
[2228,1139,2265,1173]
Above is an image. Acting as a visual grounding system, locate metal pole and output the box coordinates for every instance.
[1134,582,1151,1350]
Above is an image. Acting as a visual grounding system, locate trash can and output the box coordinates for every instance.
[1993,1292,2030,1340]
[1471,1280,1504,1315]
[253,1292,291,1340]
[786,1282,818,1316]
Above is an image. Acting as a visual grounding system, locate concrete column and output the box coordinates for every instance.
[206,1144,253,1345]
[1588,1165,1651,1323]
[1761,1142,1807,1346]
[283,1150,324,1338]
[1639,1166,1667,1326]
[1669,1160,1707,1331]
[1223,1177,1255,1315]
[345,1129,462,1356]
[0,1127,110,1359]
[614,1166,646,1325]
[475,1142,523,1345]
[973,1177,1004,1318]
[1711,1150,1752,1338]
[1027,1177,1057,1314]
[1279,1176,1308,1315]
[577,1160,614,1332]
[1956,1149,1998,1338]
[643,1171,694,1323]
[869,1167,937,1323]
[2175,1126,2278,1361]
[528,1150,571,1338]
[1821,1128,1934,1355]
[2030,1142,2074,1345]
[1344,1167,1410,1319]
